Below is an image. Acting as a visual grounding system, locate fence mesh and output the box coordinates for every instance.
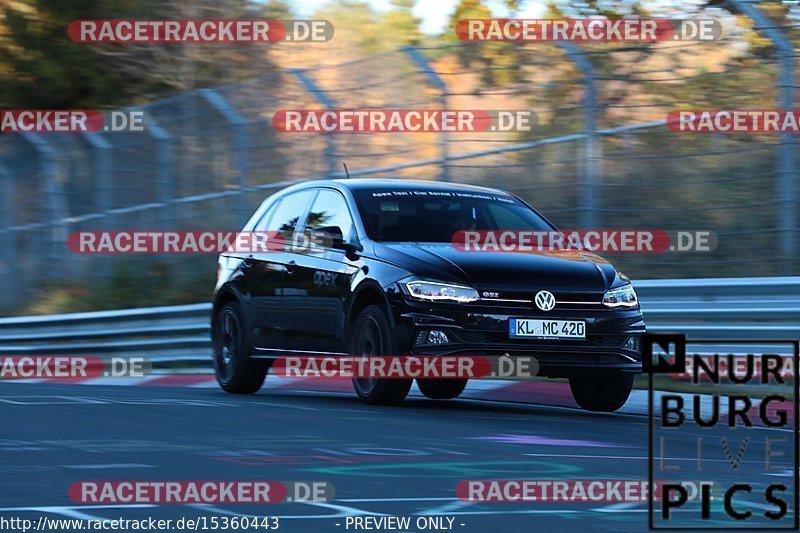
[1,6,798,312]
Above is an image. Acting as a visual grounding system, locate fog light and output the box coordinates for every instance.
[427,330,450,344]
[624,336,639,350]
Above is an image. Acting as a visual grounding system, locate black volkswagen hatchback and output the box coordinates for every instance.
[212,179,645,412]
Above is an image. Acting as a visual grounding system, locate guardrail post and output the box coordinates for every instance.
[730,0,796,274]
[558,41,600,229]
[148,116,174,228]
[403,46,450,181]
[0,163,16,307]
[291,69,337,177]
[23,133,69,278]
[199,88,249,225]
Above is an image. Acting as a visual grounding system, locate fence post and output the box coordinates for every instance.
[732,0,796,274]
[403,46,450,181]
[82,132,114,219]
[23,133,69,278]
[558,41,600,229]
[147,116,174,228]
[82,132,113,279]
[291,69,337,177]
[0,163,15,308]
[199,88,249,225]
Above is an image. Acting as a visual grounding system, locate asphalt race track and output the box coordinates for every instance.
[1,380,796,532]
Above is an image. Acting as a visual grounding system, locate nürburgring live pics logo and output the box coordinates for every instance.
[645,333,799,530]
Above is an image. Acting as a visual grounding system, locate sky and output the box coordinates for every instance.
[289,0,547,35]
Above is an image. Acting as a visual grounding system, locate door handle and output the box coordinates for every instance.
[285,260,297,274]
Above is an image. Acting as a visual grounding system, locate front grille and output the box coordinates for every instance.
[477,291,603,310]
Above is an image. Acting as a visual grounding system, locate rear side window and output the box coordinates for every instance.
[304,189,355,243]
[265,190,315,239]
[253,198,281,232]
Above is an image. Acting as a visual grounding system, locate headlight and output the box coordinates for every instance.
[602,284,638,308]
[403,280,479,303]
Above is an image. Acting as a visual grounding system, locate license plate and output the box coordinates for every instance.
[509,318,586,339]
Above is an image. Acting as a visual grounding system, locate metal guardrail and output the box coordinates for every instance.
[0,277,797,363]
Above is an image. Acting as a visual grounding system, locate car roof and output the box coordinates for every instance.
[287,178,512,196]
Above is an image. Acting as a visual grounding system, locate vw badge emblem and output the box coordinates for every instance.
[534,290,556,312]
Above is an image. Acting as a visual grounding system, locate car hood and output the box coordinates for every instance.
[373,242,618,293]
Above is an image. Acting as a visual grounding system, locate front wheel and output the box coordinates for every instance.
[351,305,412,405]
[568,374,634,412]
[417,378,468,399]
[213,301,269,394]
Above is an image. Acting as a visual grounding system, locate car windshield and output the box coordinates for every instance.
[353,188,553,242]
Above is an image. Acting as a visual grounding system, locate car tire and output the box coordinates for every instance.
[213,301,269,394]
[351,305,412,405]
[417,378,468,400]
[568,373,635,412]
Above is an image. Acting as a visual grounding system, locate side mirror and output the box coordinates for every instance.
[310,226,361,255]
[336,241,361,255]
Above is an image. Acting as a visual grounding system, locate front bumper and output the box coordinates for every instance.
[389,294,645,378]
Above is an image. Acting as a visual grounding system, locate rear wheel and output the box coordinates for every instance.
[351,305,412,405]
[417,378,468,399]
[213,301,269,394]
[569,373,634,412]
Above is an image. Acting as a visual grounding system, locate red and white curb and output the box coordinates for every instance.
[4,373,636,408]
[5,372,791,423]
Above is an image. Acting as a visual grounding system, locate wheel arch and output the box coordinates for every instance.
[211,285,246,344]
[346,281,393,345]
